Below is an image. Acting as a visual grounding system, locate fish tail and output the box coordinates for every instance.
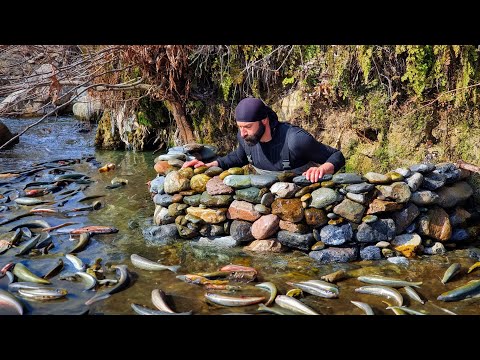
[169,265,181,273]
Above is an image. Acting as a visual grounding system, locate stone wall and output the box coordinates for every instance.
[144,144,479,264]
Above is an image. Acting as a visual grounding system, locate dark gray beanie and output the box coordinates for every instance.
[235,98,267,122]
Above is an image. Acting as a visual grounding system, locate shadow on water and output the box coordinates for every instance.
[1,116,480,316]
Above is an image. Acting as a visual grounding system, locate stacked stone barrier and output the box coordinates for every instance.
[144,144,480,264]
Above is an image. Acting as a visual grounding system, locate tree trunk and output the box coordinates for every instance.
[166,98,195,145]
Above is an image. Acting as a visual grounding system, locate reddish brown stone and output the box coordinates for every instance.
[271,198,304,222]
[251,214,280,239]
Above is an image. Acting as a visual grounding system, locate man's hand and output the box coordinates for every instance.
[302,162,335,183]
[182,159,219,169]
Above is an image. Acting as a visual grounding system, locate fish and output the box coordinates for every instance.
[85,264,129,305]
[18,288,68,300]
[151,289,176,313]
[34,232,53,249]
[437,280,480,302]
[176,274,229,286]
[65,254,86,271]
[287,280,339,299]
[441,263,461,284]
[429,302,457,315]
[386,306,428,315]
[130,303,192,315]
[257,303,299,315]
[130,254,180,272]
[383,300,406,315]
[14,234,40,256]
[355,285,403,306]
[351,301,375,315]
[8,282,50,291]
[357,275,422,288]
[286,288,303,297]
[29,208,58,214]
[255,282,277,306]
[70,225,118,235]
[42,259,64,280]
[78,194,105,202]
[10,219,52,231]
[53,173,89,181]
[14,197,52,206]
[0,262,15,277]
[403,286,425,304]
[204,292,265,307]
[12,263,51,284]
[75,272,97,291]
[274,295,320,315]
[0,289,23,315]
[41,222,78,232]
[467,262,480,274]
[68,232,91,254]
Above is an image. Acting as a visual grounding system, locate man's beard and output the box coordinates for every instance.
[243,121,265,146]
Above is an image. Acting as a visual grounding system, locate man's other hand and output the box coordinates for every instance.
[302,162,334,183]
[182,159,219,169]
[182,159,205,168]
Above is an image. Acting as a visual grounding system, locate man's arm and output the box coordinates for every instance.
[290,127,345,172]
[289,127,345,182]
[215,132,249,169]
[182,132,248,170]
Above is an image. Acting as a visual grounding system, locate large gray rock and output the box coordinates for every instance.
[356,219,396,243]
[229,220,255,243]
[360,246,382,260]
[391,203,420,234]
[142,224,179,244]
[72,87,103,121]
[309,247,359,263]
[310,187,340,209]
[277,230,315,251]
[436,181,474,208]
[320,223,353,246]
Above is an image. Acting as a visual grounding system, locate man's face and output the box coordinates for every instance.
[237,119,266,146]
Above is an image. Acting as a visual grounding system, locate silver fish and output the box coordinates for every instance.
[14,197,51,206]
[404,286,425,304]
[386,306,428,315]
[257,303,299,315]
[18,287,68,300]
[437,279,480,302]
[351,300,375,315]
[65,254,86,271]
[8,282,50,291]
[85,264,129,305]
[274,295,320,315]
[205,292,265,307]
[355,285,403,306]
[441,263,461,284]
[75,271,97,291]
[287,280,339,299]
[0,289,23,315]
[151,289,175,313]
[255,282,277,306]
[357,275,422,288]
[130,254,180,272]
[131,303,192,315]
[15,234,40,256]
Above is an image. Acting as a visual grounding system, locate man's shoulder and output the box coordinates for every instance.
[284,123,313,139]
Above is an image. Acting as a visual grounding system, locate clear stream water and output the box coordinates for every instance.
[1,116,480,316]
